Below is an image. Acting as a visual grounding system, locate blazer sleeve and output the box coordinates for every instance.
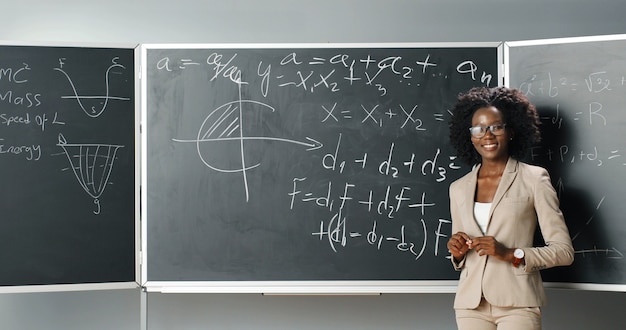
[522,167,575,273]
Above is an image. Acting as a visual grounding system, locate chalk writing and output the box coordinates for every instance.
[153,48,495,264]
[146,45,500,282]
[0,63,42,109]
[518,70,626,168]
[0,63,29,83]
[0,44,136,287]
[0,138,41,160]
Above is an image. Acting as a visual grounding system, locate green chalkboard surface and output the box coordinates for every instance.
[142,43,500,292]
[0,43,138,288]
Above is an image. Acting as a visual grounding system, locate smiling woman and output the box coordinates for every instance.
[446,87,574,330]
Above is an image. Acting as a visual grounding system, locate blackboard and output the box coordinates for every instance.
[506,35,626,290]
[0,43,138,289]
[142,43,500,292]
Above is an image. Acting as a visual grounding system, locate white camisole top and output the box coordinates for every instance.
[473,202,491,235]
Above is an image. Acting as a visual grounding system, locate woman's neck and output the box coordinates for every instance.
[475,158,508,202]
[479,158,507,178]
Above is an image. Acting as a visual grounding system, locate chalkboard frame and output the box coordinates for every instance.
[504,34,626,293]
[140,42,502,294]
[0,40,141,293]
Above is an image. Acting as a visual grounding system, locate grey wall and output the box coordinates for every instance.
[1,0,625,329]
[3,0,626,44]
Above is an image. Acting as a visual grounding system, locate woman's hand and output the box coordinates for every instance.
[447,232,472,261]
[467,236,514,262]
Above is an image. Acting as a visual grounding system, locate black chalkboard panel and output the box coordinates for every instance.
[507,35,626,288]
[143,44,499,291]
[0,43,137,288]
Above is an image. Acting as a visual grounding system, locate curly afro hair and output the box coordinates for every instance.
[449,86,541,165]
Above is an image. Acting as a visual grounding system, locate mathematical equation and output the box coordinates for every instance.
[318,102,446,131]
[148,46,497,269]
[518,71,626,97]
[288,133,462,260]
[155,49,495,98]
[529,143,624,167]
[311,211,451,261]
[517,71,626,168]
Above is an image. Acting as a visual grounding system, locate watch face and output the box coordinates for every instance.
[514,248,524,258]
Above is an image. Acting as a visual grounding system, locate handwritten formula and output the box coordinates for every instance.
[146,45,499,282]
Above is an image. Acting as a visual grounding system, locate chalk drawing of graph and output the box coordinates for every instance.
[57,133,123,215]
[54,56,130,118]
[173,98,323,202]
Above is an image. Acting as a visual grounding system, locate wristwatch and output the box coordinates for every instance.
[513,248,525,268]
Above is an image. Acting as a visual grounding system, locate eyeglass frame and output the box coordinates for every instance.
[468,123,507,138]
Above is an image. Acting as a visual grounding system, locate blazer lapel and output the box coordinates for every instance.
[488,158,518,219]
[461,165,482,235]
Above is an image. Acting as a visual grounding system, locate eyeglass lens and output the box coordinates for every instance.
[469,124,506,138]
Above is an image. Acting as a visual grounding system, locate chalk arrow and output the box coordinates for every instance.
[173,135,323,152]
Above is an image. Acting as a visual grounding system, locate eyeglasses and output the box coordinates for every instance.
[469,124,507,138]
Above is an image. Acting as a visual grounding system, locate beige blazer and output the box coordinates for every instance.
[449,158,574,309]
